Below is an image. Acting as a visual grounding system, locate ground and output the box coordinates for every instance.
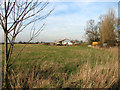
[2,44,119,88]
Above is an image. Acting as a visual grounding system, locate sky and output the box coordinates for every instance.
[0,1,118,42]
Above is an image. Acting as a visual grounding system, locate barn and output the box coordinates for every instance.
[55,39,75,46]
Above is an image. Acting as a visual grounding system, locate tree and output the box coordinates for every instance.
[99,8,116,47]
[114,18,120,42]
[85,19,100,44]
[0,0,54,88]
[117,19,120,41]
[98,14,105,46]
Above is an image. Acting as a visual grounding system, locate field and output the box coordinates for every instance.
[2,44,119,88]
[0,45,2,89]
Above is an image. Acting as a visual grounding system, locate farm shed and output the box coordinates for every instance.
[55,39,75,46]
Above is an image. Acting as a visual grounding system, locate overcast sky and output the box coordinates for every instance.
[0,1,118,42]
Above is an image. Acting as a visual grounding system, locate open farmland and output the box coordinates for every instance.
[2,44,118,88]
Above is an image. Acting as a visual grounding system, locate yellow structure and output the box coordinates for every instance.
[92,42,98,46]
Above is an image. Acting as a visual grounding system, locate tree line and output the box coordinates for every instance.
[85,8,118,47]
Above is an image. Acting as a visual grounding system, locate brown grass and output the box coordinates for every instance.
[7,55,118,88]
[2,45,118,88]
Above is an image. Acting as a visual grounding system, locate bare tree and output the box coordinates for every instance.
[99,8,116,46]
[85,19,100,44]
[0,0,54,88]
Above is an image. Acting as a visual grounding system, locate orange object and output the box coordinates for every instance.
[92,42,98,46]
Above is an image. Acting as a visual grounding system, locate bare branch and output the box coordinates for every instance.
[7,2,16,17]
[8,23,46,67]
[8,0,33,32]
[22,2,49,21]
[0,14,5,30]
[9,7,54,34]
[6,0,11,15]
[0,1,4,19]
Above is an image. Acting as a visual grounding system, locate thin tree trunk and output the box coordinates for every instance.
[3,33,7,86]
[4,32,8,87]
[4,1,9,87]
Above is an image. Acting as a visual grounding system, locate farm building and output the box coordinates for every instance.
[55,39,75,46]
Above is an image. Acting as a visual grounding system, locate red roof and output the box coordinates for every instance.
[70,41,75,43]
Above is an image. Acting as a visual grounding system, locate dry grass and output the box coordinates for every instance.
[63,60,118,88]
[7,57,118,88]
[2,44,119,88]
[91,46,118,53]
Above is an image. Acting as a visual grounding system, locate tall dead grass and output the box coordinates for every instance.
[2,46,118,88]
[62,59,118,88]
[5,56,118,88]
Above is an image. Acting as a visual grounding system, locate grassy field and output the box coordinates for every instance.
[0,45,2,89]
[2,44,118,88]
